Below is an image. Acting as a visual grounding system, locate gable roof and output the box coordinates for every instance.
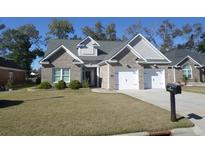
[40,45,84,64]
[164,49,205,66]
[44,39,127,64]
[107,33,171,64]
[77,36,100,47]
[0,57,24,70]
[42,34,170,65]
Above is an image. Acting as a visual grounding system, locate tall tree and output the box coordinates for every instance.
[126,22,159,47]
[180,23,203,49]
[0,24,44,71]
[143,27,159,47]
[197,32,205,53]
[82,26,96,39]
[82,22,106,40]
[95,22,106,40]
[126,22,143,37]
[71,34,82,40]
[0,23,5,30]
[106,23,116,41]
[47,18,74,39]
[157,20,182,52]
[0,23,6,55]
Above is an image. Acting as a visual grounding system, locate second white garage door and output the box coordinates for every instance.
[144,69,165,89]
[117,71,139,90]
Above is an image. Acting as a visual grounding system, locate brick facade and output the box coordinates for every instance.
[99,64,109,89]
[99,48,169,90]
[173,58,204,83]
[0,68,25,85]
[41,49,82,84]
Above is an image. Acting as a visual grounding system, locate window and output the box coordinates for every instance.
[62,69,70,83]
[54,68,61,83]
[53,68,70,83]
[182,65,192,79]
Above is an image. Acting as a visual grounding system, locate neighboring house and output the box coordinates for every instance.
[165,49,205,83]
[40,34,172,90]
[0,57,26,85]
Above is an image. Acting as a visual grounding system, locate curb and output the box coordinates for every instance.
[115,127,196,136]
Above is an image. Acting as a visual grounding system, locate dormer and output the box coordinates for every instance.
[77,36,100,56]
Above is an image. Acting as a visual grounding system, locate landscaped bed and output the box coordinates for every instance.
[0,88,193,135]
[182,86,205,94]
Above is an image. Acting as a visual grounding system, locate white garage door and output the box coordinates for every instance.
[117,71,139,90]
[144,69,165,89]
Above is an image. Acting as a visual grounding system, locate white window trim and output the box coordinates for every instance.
[53,68,70,83]
[78,47,98,56]
[182,65,193,79]
[138,34,171,62]
[105,33,171,65]
[77,36,100,47]
[175,55,202,67]
[40,45,84,64]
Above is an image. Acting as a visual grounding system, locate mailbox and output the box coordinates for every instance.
[166,83,181,94]
[166,83,182,122]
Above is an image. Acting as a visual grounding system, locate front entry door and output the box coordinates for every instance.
[85,71,92,85]
[84,69,95,86]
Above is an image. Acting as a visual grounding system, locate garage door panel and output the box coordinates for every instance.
[116,70,139,90]
[144,69,165,89]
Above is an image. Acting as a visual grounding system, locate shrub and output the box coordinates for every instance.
[37,81,52,89]
[69,80,81,89]
[55,80,66,90]
[82,80,89,88]
[182,75,189,85]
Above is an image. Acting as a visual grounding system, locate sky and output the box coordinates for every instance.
[1,17,205,70]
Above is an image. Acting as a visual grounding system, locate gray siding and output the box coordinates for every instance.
[130,37,164,59]
[106,47,169,90]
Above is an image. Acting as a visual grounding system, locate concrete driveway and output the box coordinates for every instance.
[120,89,205,135]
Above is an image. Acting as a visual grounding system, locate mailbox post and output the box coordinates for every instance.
[166,83,182,122]
[170,92,176,121]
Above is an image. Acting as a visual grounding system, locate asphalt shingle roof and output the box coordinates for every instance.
[45,39,128,64]
[164,49,205,66]
[0,57,24,70]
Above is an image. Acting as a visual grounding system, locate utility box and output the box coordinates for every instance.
[166,83,182,122]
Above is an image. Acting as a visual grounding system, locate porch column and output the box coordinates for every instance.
[97,66,100,87]
[173,67,176,83]
[80,66,84,83]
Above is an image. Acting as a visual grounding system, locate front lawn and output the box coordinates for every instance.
[182,86,205,94]
[0,88,193,135]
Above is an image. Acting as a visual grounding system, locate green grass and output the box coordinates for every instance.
[182,86,205,94]
[0,88,193,135]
